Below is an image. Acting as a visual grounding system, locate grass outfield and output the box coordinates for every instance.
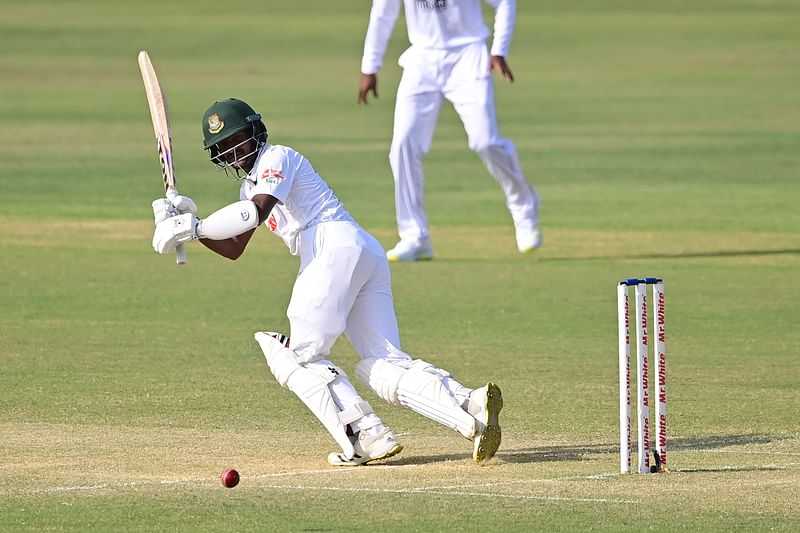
[1,1,799,531]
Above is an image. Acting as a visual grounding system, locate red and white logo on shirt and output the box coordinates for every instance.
[260,168,285,185]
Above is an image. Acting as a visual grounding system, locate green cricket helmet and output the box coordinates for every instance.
[202,98,267,149]
[202,98,268,177]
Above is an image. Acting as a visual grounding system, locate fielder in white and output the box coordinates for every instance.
[359,0,542,261]
[151,98,503,465]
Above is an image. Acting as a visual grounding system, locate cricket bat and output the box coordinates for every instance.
[137,50,187,265]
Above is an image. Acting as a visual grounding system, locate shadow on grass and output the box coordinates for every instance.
[670,465,788,474]
[432,248,800,265]
[387,453,474,466]
[400,434,791,466]
[540,248,800,263]
[377,434,794,467]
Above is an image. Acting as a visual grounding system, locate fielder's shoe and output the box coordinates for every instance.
[386,237,433,262]
[515,222,543,253]
[469,383,503,463]
[327,428,403,466]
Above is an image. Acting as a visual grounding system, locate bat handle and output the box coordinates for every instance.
[176,244,187,265]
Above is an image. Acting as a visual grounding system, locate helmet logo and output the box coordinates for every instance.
[207,113,224,134]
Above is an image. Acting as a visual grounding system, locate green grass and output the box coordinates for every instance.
[1,1,799,531]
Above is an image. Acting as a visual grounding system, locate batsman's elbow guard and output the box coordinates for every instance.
[197,200,258,240]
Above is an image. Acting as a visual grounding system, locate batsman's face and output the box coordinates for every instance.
[216,132,257,172]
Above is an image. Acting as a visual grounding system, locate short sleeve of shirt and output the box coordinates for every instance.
[249,148,295,203]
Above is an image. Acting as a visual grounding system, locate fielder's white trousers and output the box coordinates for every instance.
[390,42,540,241]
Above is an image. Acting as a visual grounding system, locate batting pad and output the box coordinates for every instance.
[357,357,476,439]
[255,331,365,457]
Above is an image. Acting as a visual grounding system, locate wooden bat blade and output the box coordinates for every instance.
[138,51,177,191]
[138,50,186,265]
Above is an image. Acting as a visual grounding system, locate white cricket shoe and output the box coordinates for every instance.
[515,222,543,253]
[386,237,433,262]
[469,383,503,463]
[327,428,403,466]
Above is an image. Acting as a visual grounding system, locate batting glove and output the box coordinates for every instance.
[152,198,178,225]
[152,213,199,254]
[168,193,198,214]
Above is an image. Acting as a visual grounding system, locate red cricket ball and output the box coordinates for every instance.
[220,468,240,488]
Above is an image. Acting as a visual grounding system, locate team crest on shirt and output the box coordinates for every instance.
[207,113,224,134]
[260,168,286,185]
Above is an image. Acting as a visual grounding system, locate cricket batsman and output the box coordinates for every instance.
[151,98,503,465]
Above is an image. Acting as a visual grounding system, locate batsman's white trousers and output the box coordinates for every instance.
[390,41,539,241]
[288,220,410,364]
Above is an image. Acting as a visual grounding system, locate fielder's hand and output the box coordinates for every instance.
[490,56,514,83]
[152,213,199,254]
[358,74,378,105]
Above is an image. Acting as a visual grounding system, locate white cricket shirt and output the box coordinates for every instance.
[361,0,516,74]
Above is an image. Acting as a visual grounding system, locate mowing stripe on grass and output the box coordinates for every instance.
[259,484,639,505]
[23,465,633,504]
[21,459,799,497]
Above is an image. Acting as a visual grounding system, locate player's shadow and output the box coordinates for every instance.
[435,248,800,264]
[496,433,789,464]
[541,248,800,263]
[382,433,790,466]
[386,452,479,466]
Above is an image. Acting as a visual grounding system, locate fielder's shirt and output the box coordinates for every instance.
[361,0,516,74]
